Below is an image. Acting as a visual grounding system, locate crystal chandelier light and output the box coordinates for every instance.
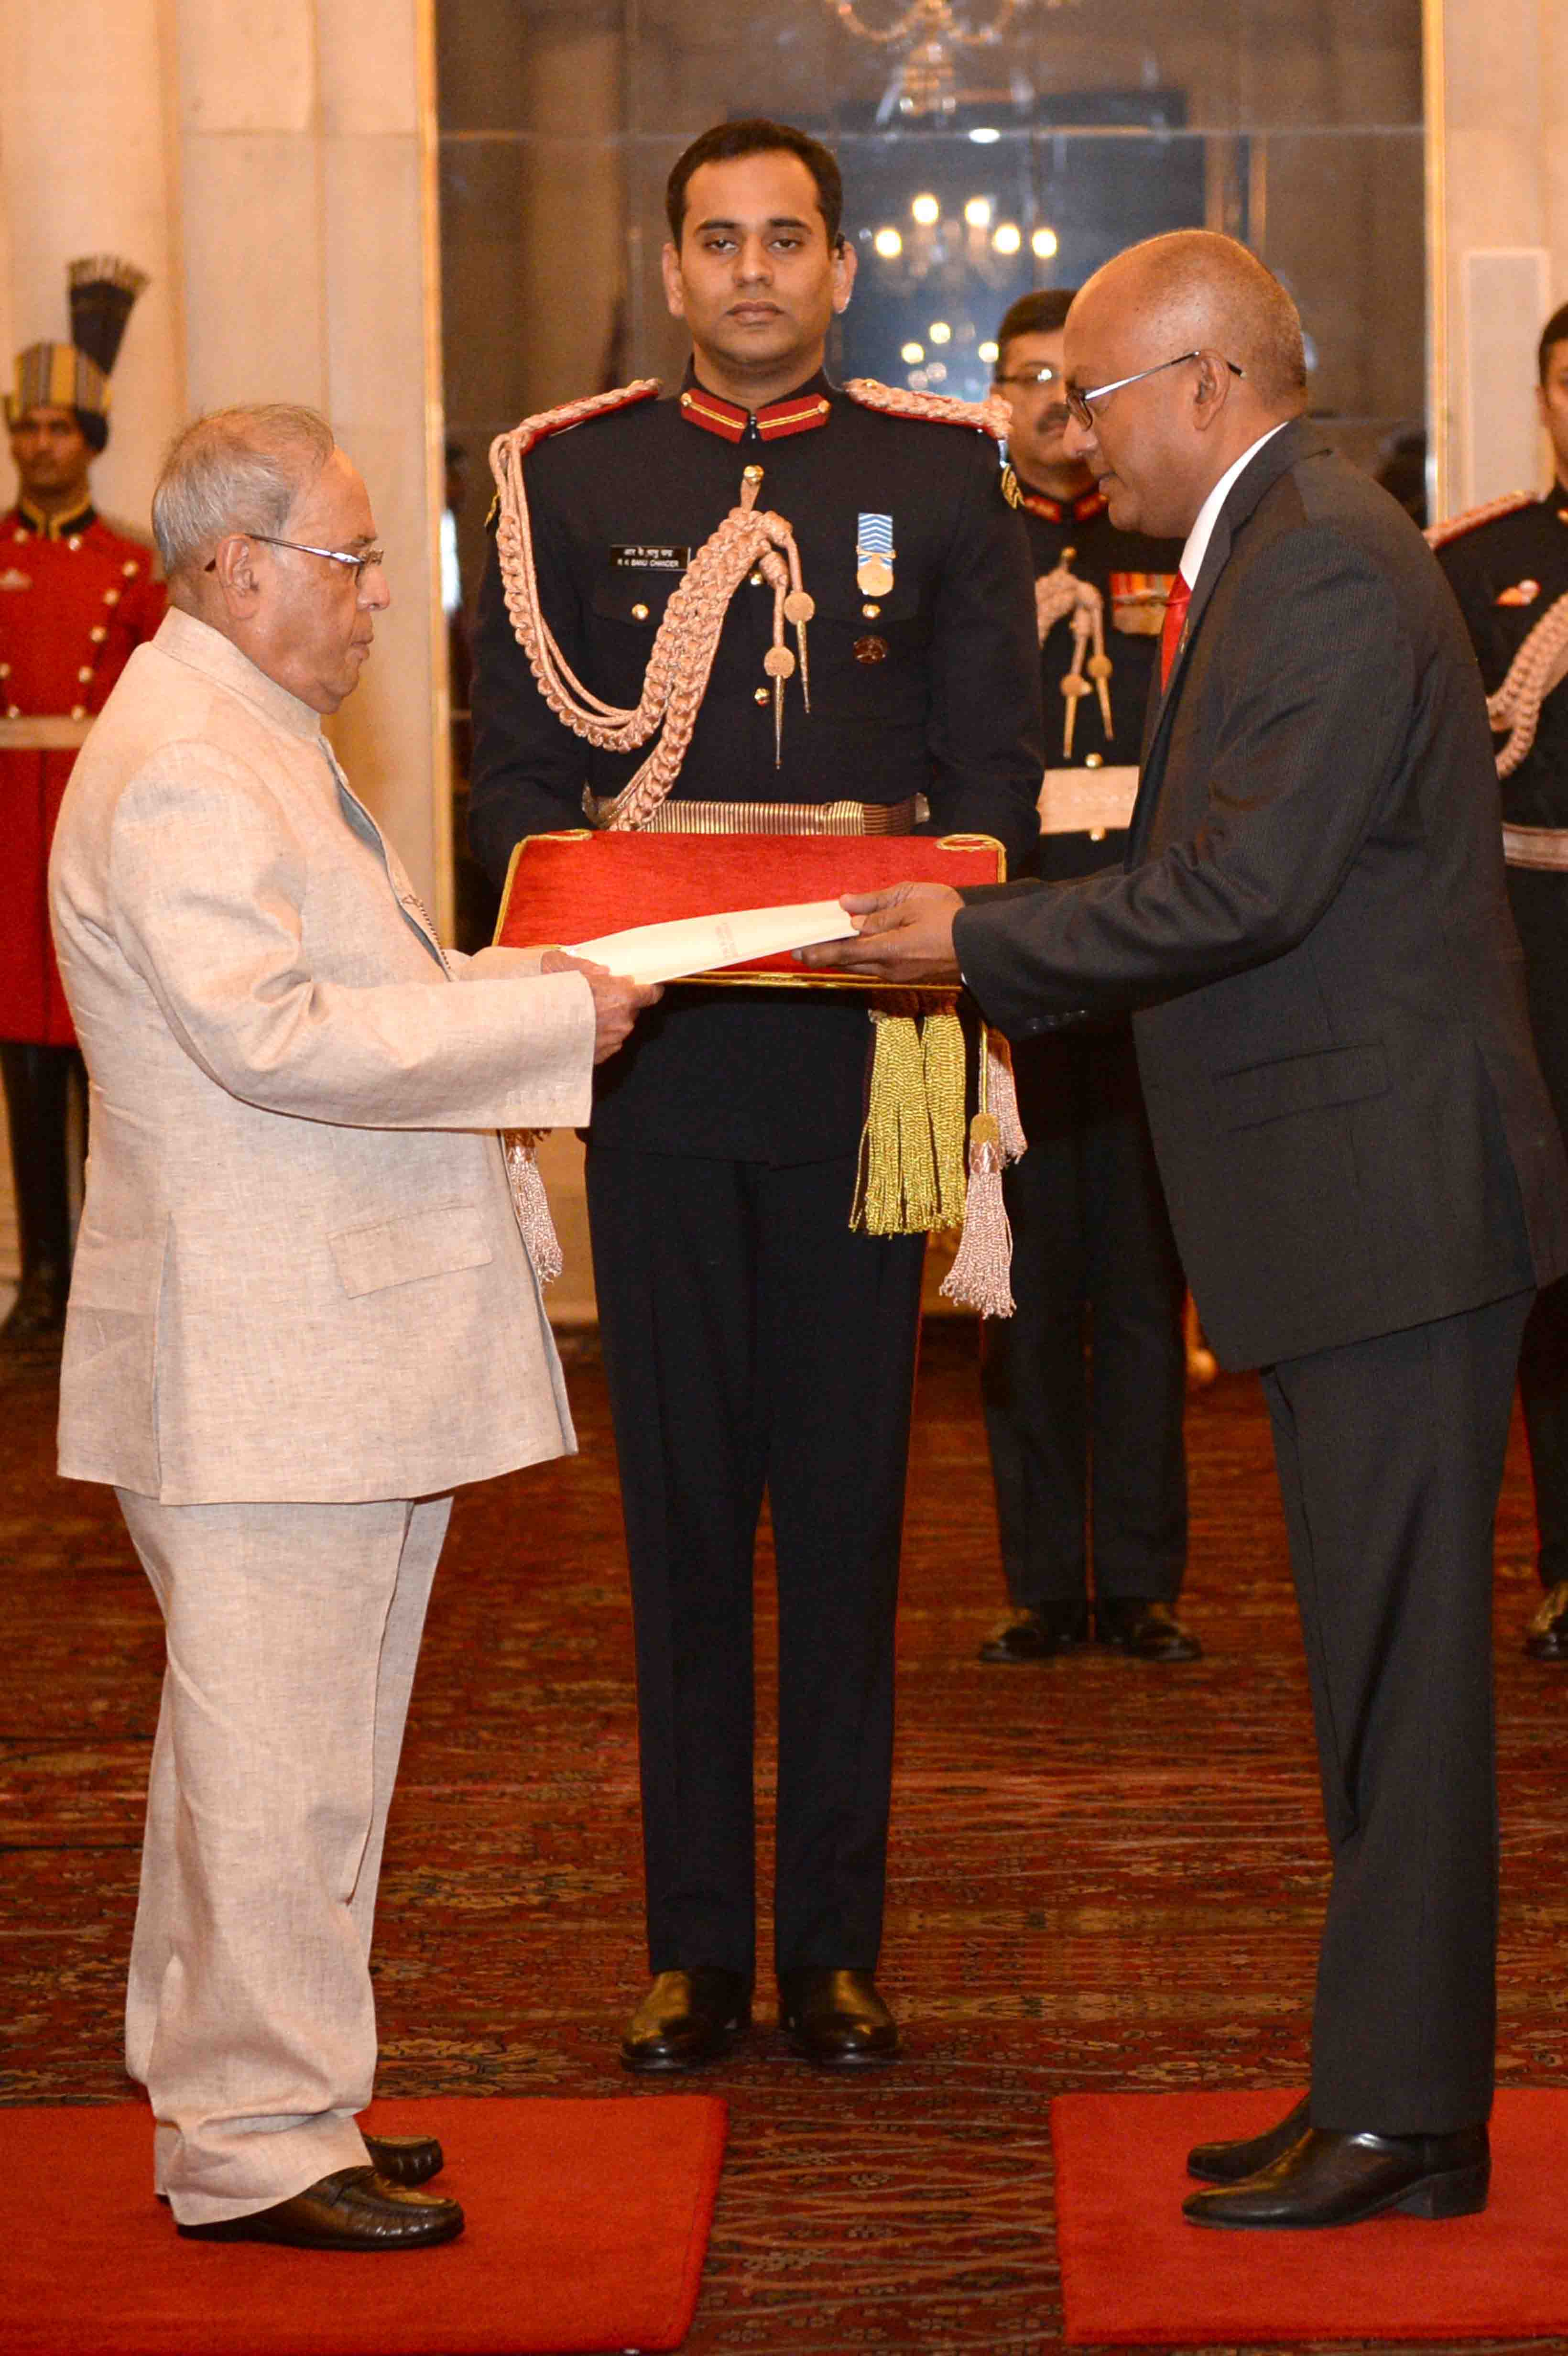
[821,0,1080,121]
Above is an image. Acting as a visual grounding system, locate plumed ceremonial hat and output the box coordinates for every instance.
[5,256,149,451]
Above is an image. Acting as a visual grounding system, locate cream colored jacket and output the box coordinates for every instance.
[49,609,596,1505]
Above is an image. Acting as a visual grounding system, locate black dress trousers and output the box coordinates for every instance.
[1263,1287,1532,2134]
[980,1018,1187,1607]
[586,1142,926,1979]
[1504,867,1568,1586]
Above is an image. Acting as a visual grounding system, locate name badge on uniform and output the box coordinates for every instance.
[610,544,690,572]
[857,513,895,599]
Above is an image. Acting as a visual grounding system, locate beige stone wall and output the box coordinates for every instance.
[0,0,451,922]
[1432,0,1568,514]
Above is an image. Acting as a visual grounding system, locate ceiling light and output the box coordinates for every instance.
[992,222,1022,255]
[963,197,992,229]
[873,227,903,259]
[911,193,941,226]
[978,339,999,364]
[901,341,926,364]
[928,320,952,345]
[1032,226,1059,259]
[969,127,1001,144]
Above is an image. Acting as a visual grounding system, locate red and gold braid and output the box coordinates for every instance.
[843,376,1013,443]
[1486,590,1568,776]
[1424,490,1535,550]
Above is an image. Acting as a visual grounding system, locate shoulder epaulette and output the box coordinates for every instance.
[486,380,661,524]
[842,377,1012,444]
[1425,491,1536,550]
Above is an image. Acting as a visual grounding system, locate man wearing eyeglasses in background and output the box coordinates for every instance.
[976,289,1195,1673]
[48,403,654,2249]
[805,229,1568,2230]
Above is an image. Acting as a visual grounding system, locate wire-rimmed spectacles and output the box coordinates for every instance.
[204,534,386,583]
[1064,350,1244,434]
[993,364,1065,391]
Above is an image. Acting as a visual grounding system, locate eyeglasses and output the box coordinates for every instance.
[1064,350,1244,433]
[204,534,386,583]
[993,365,1065,390]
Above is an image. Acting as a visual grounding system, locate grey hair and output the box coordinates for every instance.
[152,404,336,575]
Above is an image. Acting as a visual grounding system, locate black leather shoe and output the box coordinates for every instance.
[361,2131,443,2188]
[0,1263,68,1347]
[1183,2124,1490,2229]
[777,1968,899,2067]
[620,1966,751,2074]
[1096,1597,1202,1662]
[979,1604,1090,1662]
[178,2165,463,2249]
[1187,2096,1310,2182]
[1524,1579,1568,1659]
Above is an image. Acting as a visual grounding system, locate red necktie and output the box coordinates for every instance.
[1160,572,1192,692]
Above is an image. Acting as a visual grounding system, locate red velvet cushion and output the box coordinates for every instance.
[495,829,1005,983]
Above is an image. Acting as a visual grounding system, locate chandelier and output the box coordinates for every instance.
[821,0,1081,121]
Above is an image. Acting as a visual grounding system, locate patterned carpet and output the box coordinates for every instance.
[1,1318,1563,2356]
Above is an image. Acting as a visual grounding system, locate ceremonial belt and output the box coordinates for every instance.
[583,792,921,836]
[1502,822,1568,871]
[1037,765,1139,836]
[0,715,94,752]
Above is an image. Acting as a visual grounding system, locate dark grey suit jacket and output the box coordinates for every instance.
[955,419,1568,1368]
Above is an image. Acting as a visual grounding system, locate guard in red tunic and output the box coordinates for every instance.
[0,258,163,1341]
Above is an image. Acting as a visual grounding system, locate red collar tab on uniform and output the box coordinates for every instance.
[16,493,95,541]
[1015,484,1107,526]
[679,386,832,442]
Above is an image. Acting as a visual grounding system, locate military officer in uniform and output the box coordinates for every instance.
[1435,299,1568,1659]
[470,117,1041,2072]
[976,290,1197,1668]
[1,259,163,1343]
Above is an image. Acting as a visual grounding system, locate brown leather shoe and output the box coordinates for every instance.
[778,1968,899,2067]
[177,2165,463,2249]
[1095,1597,1202,1662]
[1187,2096,1310,2182]
[361,2131,444,2188]
[620,1967,751,2074]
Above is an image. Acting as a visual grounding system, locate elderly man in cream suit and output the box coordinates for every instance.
[49,404,655,2251]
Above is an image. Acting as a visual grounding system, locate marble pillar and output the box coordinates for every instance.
[174,0,452,925]
[0,0,185,536]
[1431,0,1568,515]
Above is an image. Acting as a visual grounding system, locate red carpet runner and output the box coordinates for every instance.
[1053,2086,1568,2346]
[0,2093,726,2356]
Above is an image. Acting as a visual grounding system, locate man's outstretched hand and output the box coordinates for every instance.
[795,883,964,986]
[541,949,663,1063]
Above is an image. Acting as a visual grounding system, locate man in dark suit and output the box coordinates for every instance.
[804,229,1568,2228]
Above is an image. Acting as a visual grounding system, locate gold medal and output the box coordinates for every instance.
[857,555,894,598]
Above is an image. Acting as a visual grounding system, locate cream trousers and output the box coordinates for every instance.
[116,1488,451,2225]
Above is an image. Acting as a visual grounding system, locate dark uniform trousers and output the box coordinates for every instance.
[1506,869,1568,1582]
[588,1145,925,1975]
[982,1019,1187,1608]
[1264,1287,1531,2131]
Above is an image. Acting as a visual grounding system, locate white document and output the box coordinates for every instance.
[569,897,859,985]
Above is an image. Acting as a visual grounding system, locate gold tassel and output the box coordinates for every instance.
[987,1031,1027,1166]
[852,1009,937,1234]
[939,1025,1016,1317]
[922,1003,968,1228]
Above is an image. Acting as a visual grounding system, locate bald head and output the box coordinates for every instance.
[1062,231,1307,539]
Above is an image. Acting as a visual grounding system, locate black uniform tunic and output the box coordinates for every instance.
[1440,488,1568,1587]
[980,486,1189,1614]
[470,372,1041,1977]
